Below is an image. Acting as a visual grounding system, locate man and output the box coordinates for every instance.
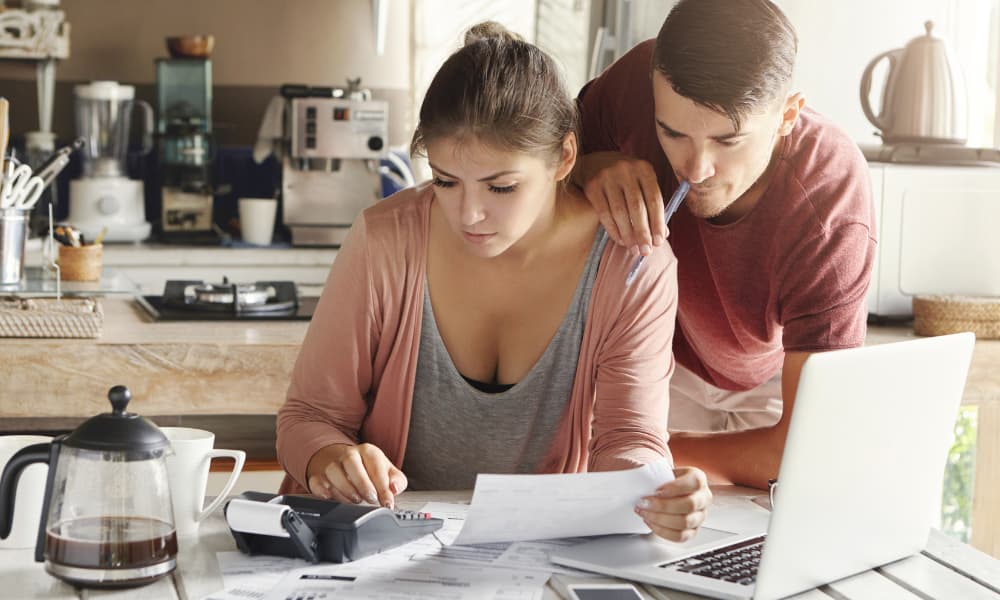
[574,0,876,489]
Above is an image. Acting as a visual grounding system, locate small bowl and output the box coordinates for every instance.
[166,35,215,59]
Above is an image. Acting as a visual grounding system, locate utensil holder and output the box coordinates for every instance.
[58,244,103,282]
[0,208,30,285]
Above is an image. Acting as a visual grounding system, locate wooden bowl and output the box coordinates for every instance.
[166,35,215,59]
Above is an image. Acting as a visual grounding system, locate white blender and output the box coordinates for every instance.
[67,81,154,242]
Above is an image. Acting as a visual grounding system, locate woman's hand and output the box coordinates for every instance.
[634,466,712,542]
[306,443,408,509]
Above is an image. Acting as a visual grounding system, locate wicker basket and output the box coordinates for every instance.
[913,295,1000,339]
[0,297,104,338]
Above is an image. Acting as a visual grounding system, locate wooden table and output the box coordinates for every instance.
[2,488,998,599]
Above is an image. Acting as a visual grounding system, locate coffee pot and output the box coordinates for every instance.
[860,21,968,145]
[0,386,177,589]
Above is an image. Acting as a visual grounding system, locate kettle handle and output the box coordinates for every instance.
[860,49,902,135]
[0,443,53,540]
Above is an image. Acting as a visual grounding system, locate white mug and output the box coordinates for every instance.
[0,435,52,548]
[239,197,278,246]
[161,427,245,536]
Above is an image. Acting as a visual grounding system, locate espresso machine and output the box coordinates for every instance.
[67,81,154,243]
[281,81,388,246]
[156,57,215,242]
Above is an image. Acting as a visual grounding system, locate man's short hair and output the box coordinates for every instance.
[652,0,797,131]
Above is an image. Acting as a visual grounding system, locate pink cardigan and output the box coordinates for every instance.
[276,185,678,493]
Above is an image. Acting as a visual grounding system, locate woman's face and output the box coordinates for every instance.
[427,136,571,259]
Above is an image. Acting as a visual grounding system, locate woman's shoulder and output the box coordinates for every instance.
[590,235,678,321]
[355,183,434,247]
[598,234,677,281]
[362,182,433,222]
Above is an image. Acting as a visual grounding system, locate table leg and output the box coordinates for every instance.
[971,398,999,558]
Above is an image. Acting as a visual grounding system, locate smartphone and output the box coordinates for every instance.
[565,582,644,600]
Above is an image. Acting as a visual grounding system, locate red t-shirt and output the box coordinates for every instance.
[578,40,876,391]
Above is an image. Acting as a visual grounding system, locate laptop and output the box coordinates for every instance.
[550,333,975,600]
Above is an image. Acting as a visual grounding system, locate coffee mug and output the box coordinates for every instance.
[161,427,245,536]
[239,197,278,246]
[0,435,53,548]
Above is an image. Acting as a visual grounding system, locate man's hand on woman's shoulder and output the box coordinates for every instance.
[575,151,666,255]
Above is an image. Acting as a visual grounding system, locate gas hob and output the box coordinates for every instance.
[137,279,317,321]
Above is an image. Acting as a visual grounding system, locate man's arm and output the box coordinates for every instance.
[666,351,811,490]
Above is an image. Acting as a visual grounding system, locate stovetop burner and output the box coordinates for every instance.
[175,278,297,313]
[137,278,317,321]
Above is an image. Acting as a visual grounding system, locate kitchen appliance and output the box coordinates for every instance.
[156,57,216,242]
[67,81,154,243]
[137,278,317,321]
[0,386,177,589]
[866,161,1000,319]
[282,80,388,246]
[860,21,968,145]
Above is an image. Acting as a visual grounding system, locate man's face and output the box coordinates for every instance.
[651,71,786,221]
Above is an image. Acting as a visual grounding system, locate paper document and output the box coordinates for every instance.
[453,459,674,545]
[415,502,587,575]
[262,557,547,600]
[201,551,311,600]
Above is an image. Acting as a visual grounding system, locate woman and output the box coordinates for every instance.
[276,22,711,542]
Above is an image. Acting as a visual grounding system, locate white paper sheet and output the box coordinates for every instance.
[262,557,547,600]
[200,551,312,600]
[453,459,674,545]
[415,502,589,576]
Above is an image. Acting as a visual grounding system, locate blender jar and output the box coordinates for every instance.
[74,81,153,178]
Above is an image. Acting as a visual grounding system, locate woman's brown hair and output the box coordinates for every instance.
[410,21,578,166]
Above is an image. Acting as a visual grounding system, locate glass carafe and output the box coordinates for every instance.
[75,81,154,178]
[0,386,177,589]
[43,446,176,586]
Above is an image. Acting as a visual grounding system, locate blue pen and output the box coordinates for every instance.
[624,179,690,287]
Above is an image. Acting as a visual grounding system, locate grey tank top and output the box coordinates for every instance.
[403,228,608,490]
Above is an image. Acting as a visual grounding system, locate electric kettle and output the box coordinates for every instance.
[0,386,177,589]
[860,21,968,145]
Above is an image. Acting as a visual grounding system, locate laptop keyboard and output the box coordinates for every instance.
[659,535,767,586]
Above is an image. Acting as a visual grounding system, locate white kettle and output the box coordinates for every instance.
[860,21,967,145]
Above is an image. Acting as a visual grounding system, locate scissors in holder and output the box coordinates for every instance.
[0,162,46,210]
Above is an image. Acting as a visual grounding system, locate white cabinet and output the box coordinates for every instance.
[868,162,1000,317]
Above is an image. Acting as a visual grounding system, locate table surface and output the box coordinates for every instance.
[1,488,998,600]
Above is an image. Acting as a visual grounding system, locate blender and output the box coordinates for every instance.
[67,81,154,243]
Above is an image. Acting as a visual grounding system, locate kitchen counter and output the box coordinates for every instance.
[24,241,339,267]
[0,296,308,419]
[23,241,338,294]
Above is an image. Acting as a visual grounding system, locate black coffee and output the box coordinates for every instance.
[45,516,177,568]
